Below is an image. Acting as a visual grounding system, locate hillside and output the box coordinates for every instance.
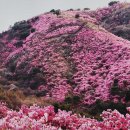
[1,1,130,129]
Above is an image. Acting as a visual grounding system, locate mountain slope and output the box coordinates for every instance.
[1,2,130,109]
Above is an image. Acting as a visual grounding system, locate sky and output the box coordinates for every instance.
[0,0,130,32]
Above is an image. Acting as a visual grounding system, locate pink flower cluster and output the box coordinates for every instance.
[71,28,130,104]
[1,103,130,130]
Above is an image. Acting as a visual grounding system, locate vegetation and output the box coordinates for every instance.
[0,86,51,110]
[108,1,119,6]
[1,2,130,129]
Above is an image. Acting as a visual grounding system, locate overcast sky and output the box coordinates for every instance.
[0,0,129,32]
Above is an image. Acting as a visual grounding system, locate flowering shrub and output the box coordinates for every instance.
[88,2,124,22]
[92,2,130,40]
[0,19,36,67]
[0,103,130,130]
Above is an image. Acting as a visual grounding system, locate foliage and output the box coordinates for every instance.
[108,1,119,6]
[0,103,130,129]
[75,14,80,18]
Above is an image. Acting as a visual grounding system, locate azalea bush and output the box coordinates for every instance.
[0,102,130,130]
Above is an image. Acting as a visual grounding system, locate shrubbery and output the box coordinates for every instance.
[108,1,119,6]
[75,14,80,18]
[19,30,30,40]
[6,20,34,42]
[50,9,61,15]
[0,103,130,129]
[12,21,31,31]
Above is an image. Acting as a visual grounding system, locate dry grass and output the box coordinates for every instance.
[0,85,53,110]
